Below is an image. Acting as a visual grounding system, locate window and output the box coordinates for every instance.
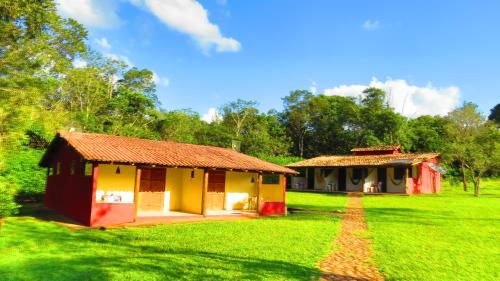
[48,167,54,176]
[394,167,405,180]
[352,168,363,180]
[70,161,76,175]
[262,174,280,184]
[56,162,61,175]
[83,162,93,176]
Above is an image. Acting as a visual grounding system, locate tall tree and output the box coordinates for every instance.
[488,103,500,125]
[221,99,258,138]
[444,102,487,192]
[281,90,314,157]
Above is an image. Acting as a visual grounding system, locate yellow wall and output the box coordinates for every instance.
[96,164,136,204]
[165,168,183,211]
[225,171,258,210]
[97,164,136,191]
[260,174,284,202]
[180,168,204,214]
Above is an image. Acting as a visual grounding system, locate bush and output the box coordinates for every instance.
[0,181,19,219]
[258,155,303,166]
[1,147,46,201]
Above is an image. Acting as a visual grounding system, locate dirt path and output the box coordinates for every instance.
[319,193,384,281]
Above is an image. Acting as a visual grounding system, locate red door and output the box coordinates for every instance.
[207,171,226,210]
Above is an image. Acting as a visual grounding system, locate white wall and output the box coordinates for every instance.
[314,168,338,191]
[387,167,406,193]
[346,168,363,192]
[363,168,377,192]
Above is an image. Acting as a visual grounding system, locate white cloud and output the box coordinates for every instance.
[309,81,318,94]
[323,78,460,117]
[362,20,380,31]
[152,72,170,86]
[135,0,241,54]
[94,37,112,50]
[72,58,88,68]
[201,107,220,123]
[56,0,121,28]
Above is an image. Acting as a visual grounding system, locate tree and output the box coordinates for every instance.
[406,115,448,152]
[306,95,359,156]
[488,103,500,124]
[444,102,490,193]
[221,99,258,138]
[356,87,406,147]
[156,110,204,144]
[461,123,500,196]
[281,90,314,157]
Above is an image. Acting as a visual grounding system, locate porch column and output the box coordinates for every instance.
[405,166,409,194]
[201,169,209,216]
[283,175,287,215]
[257,173,262,214]
[133,167,141,221]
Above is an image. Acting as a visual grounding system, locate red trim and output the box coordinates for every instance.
[260,202,286,215]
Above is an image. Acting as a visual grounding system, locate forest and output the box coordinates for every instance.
[0,1,499,217]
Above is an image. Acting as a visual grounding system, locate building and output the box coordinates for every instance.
[287,145,443,194]
[39,132,297,226]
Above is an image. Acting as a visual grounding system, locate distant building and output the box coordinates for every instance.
[39,132,297,226]
[287,145,443,194]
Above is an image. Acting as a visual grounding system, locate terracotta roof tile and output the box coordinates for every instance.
[287,153,439,168]
[42,132,297,174]
[351,144,401,152]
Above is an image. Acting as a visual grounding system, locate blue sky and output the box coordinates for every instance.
[57,0,500,120]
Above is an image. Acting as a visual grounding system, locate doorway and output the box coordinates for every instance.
[207,170,226,210]
[338,168,346,191]
[307,168,315,189]
[139,168,166,212]
[377,168,387,192]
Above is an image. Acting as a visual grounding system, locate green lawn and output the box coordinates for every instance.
[286,191,347,212]
[0,196,345,281]
[363,179,500,281]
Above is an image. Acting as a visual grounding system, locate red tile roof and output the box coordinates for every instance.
[287,153,439,168]
[40,132,297,174]
[351,144,401,152]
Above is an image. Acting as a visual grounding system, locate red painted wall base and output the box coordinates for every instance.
[260,202,286,215]
[90,203,135,227]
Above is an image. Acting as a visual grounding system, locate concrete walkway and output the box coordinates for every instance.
[319,193,384,281]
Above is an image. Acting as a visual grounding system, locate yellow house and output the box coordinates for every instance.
[40,132,297,226]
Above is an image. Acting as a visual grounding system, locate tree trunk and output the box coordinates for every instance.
[298,135,304,158]
[460,162,468,192]
[473,176,480,197]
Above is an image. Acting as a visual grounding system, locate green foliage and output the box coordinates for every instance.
[488,103,500,124]
[257,155,303,166]
[443,102,500,195]
[1,147,46,200]
[0,182,19,219]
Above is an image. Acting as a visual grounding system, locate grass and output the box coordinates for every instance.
[0,194,346,281]
[363,179,500,281]
[286,191,347,212]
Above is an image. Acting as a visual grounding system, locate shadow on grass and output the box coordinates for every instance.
[1,218,321,281]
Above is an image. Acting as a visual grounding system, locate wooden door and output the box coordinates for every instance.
[139,168,166,212]
[207,170,225,210]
